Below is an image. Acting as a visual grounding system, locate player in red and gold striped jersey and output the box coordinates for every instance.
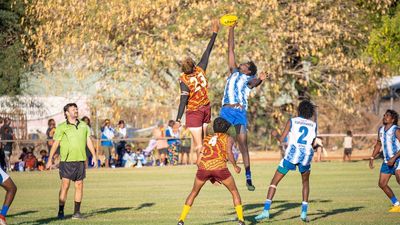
[176,20,219,165]
[177,117,245,225]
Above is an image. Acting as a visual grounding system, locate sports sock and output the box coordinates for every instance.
[0,205,9,217]
[245,167,251,181]
[235,205,244,221]
[264,199,272,211]
[74,201,81,214]
[179,205,191,222]
[301,202,308,212]
[58,204,64,214]
[390,196,400,206]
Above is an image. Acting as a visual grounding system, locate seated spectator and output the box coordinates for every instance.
[24,151,37,171]
[14,147,28,171]
[37,150,49,171]
[134,148,147,168]
[122,144,136,168]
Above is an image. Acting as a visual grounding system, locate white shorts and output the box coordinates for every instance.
[0,168,9,184]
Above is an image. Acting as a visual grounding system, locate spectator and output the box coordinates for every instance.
[24,151,37,171]
[122,143,135,168]
[343,130,353,162]
[313,136,324,162]
[152,121,169,166]
[179,126,192,165]
[46,119,56,152]
[82,116,96,168]
[115,120,127,167]
[1,127,14,171]
[166,120,179,165]
[15,147,28,171]
[134,148,147,168]
[0,118,12,137]
[37,149,49,171]
[100,119,115,168]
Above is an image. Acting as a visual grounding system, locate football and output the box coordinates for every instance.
[219,14,238,27]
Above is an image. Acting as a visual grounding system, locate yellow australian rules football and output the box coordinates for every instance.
[220,14,238,27]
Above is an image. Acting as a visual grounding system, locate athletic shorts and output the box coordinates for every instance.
[158,148,168,155]
[181,146,190,154]
[185,104,211,128]
[380,160,400,175]
[59,161,86,181]
[344,148,352,155]
[196,168,231,183]
[0,168,9,184]
[101,146,113,159]
[278,159,311,174]
[220,106,247,127]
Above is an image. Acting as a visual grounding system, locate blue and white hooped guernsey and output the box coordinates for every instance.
[221,68,255,110]
[378,125,400,163]
[284,117,317,166]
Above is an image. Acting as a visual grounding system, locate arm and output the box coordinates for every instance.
[247,71,268,89]
[87,136,98,168]
[227,137,241,173]
[176,81,190,122]
[197,20,219,70]
[369,138,382,169]
[46,140,60,169]
[272,120,291,143]
[228,24,237,73]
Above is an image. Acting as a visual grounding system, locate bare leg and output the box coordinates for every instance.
[379,173,396,199]
[0,178,17,209]
[255,170,286,221]
[220,176,241,206]
[184,178,207,206]
[59,178,71,205]
[188,127,203,164]
[301,171,311,221]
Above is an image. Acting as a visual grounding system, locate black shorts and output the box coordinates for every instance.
[181,146,190,153]
[59,161,86,181]
[158,148,168,155]
[344,148,352,155]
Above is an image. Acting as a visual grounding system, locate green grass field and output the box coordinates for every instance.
[6,160,400,225]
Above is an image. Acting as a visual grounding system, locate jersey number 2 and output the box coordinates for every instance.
[297,126,309,144]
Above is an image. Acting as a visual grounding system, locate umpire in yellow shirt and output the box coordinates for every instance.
[46,103,97,220]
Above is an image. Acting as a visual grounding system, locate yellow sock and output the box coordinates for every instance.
[235,204,244,221]
[179,205,191,222]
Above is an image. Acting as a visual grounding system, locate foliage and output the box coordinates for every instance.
[21,0,398,141]
[367,4,400,73]
[0,0,26,96]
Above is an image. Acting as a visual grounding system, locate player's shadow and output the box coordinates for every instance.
[135,202,156,210]
[278,206,364,222]
[8,210,38,218]
[16,207,134,225]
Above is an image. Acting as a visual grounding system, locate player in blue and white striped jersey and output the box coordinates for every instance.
[219,22,267,192]
[369,109,400,212]
[255,100,317,222]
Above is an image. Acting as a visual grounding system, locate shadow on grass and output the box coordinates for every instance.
[211,199,334,225]
[8,210,38,218]
[15,207,135,225]
[135,202,155,210]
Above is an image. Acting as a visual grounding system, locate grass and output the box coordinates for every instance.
[6,160,400,224]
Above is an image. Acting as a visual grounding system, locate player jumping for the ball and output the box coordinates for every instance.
[220,22,267,191]
[176,20,219,163]
[177,117,245,225]
[369,109,400,212]
[255,100,317,222]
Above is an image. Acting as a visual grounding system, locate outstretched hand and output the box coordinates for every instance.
[211,19,219,33]
[259,71,269,81]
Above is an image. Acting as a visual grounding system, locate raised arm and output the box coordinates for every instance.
[228,24,237,73]
[176,81,190,122]
[197,20,219,71]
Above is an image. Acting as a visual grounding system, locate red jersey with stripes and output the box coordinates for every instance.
[179,66,210,111]
[198,133,229,170]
